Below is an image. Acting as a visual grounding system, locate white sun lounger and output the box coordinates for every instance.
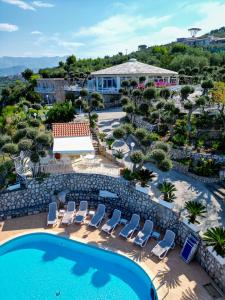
[102,209,121,234]
[89,204,106,228]
[151,229,175,259]
[74,201,88,224]
[134,220,153,247]
[47,202,58,226]
[61,201,76,225]
[119,214,140,239]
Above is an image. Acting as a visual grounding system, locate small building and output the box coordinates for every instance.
[36,78,66,104]
[52,122,95,160]
[87,58,179,96]
[138,45,147,51]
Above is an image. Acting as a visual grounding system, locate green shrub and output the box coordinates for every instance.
[154,141,170,153]
[149,149,166,162]
[121,168,136,181]
[18,139,33,151]
[106,138,115,149]
[29,119,40,127]
[113,127,126,139]
[158,158,173,172]
[172,134,187,146]
[135,128,148,141]
[121,123,134,135]
[0,134,11,147]
[17,122,27,129]
[12,129,27,143]
[1,143,18,155]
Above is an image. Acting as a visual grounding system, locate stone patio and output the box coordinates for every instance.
[40,155,120,177]
[0,213,219,300]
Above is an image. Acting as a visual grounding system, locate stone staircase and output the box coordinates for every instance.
[91,130,100,154]
[206,181,225,202]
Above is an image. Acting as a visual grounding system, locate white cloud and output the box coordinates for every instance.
[1,0,54,10]
[74,0,225,58]
[0,23,18,32]
[31,30,42,35]
[75,14,171,38]
[1,0,35,10]
[33,33,84,55]
[194,1,225,34]
[32,1,54,8]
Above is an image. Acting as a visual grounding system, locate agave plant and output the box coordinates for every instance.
[114,149,124,159]
[184,201,207,224]
[203,227,225,257]
[158,181,177,202]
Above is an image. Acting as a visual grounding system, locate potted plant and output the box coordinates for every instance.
[183,201,207,232]
[203,227,225,265]
[157,181,176,209]
[135,168,156,194]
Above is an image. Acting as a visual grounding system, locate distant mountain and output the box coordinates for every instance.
[0,56,67,76]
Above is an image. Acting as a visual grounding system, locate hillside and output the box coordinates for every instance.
[0,56,67,76]
[202,27,225,38]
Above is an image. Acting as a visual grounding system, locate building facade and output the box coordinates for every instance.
[87,58,179,95]
[36,78,65,104]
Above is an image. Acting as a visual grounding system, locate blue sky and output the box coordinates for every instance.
[0,0,225,57]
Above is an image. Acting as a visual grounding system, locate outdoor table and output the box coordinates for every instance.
[152,231,160,240]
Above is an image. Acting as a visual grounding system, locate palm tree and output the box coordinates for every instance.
[158,181,177,202]
[184,201,207,224]
[136,168,156,187]
[203,227,225,257]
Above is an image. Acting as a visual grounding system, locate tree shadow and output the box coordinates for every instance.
[154,268,182,290]
[180,287,199,300]
[91,270,111,288]
[71,260,90,276]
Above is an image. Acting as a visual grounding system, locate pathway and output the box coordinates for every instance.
[97,108,225,230]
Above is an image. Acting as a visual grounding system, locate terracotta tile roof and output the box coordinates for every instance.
[52,123,91,137]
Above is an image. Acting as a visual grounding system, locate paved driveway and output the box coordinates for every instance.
[145,162,225,230]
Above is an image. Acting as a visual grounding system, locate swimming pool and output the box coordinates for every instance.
[0,233,157,300]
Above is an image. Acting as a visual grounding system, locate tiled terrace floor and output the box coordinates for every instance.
[0,213,221,300]
[40,155,120,176]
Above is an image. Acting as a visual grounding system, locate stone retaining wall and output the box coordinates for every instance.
[0,173,224,293]
[171,148,225,163]
[172,161,221,183]
[127,114,156,131]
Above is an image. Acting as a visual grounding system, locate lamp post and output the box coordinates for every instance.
[79,96,82,114]
[130,142,135,152]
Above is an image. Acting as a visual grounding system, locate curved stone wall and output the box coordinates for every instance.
[0,173,224,293]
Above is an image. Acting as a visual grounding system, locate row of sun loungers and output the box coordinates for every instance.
[47,201,175,259]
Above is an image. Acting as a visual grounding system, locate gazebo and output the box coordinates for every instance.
[52,122,95,159]
[87,58,179,94]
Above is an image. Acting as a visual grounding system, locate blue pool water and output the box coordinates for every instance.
[0,233,157,300]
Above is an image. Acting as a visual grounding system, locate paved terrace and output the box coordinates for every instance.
[0,213,217,300]
[40,155,120,177]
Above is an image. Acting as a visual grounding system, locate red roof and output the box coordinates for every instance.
[52,123,91,137]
